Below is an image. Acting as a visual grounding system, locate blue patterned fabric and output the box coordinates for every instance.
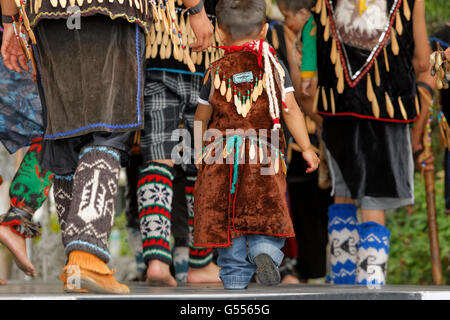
[0,41,43,154]
[356,222,390,286]
[328,204,359,284]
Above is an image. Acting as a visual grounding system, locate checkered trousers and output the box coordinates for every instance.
[140,70,203,163]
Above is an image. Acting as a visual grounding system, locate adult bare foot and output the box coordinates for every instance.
[0,278,6,285]
[187,262,221,283]
[146,259,177,287]
[0,225,36,277]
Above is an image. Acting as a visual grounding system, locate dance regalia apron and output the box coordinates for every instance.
[193,49,295,247]
[17,0,198,140]
[314,0,419,121]
[314,0,417,201]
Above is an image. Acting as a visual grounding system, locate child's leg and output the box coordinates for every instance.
[247,235,285,286]
[61,145,129,294]
[217,237,255,290]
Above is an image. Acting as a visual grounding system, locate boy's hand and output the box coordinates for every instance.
[302,147,320,173]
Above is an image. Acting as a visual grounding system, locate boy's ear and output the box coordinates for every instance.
[259,22,269,39]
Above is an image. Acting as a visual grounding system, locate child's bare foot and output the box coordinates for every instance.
[146,259,177,287]
[187,262,221,283]
[281,274,300,284]
[0,225,36,277]
[0,278,6,285]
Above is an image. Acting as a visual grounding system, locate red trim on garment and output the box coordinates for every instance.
[189,248,213,257]
[138,205,171,220]
[142,237,170,250]
[0,219,27,238]
[325,0,402,88]
[44,174,54,196]
[35,165,45,183]
[185,186,195,195]
[215,39,277,68]
[318,111,418,123]
[31,137,43,143]
[230,164,295,238]
[195,161,296,249]
[10,197,25,209]
[137,174,173,189]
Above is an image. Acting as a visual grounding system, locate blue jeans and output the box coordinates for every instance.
[217,235,285,290]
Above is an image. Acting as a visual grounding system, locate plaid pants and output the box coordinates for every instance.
[140,70,202,163]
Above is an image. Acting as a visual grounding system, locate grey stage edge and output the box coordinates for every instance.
[1,281,450,300]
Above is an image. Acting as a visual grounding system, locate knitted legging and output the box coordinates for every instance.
[0,139,53,237]
[55,146,121,263]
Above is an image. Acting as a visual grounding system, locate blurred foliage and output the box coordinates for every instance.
[425,0,450,35]
[387,172,450,285]
[112,211,134,257]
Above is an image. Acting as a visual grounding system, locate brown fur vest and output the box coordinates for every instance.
[193,51,295,247]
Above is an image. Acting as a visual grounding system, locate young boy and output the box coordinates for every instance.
[193,0,319,290]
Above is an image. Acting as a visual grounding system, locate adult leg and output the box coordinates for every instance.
[138,161,177,286]
[138,68,186,286]
[53,173,88,292]
[59,145,129,294]
[0,140,53,277]
[328,200,359,285]
[356,203,390,286]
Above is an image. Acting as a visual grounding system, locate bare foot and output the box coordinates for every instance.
[0,278,6,285]
[187,262,221,283]
[281,274,301,284]
[146,259,177,287]
[0,225,36,277]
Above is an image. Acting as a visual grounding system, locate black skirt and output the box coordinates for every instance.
[33,15,145,174]
[34,14,145,140]
[322,116,414,200]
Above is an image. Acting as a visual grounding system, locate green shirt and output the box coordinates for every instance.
[300,15,317,78]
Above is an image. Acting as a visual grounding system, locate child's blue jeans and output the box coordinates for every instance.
[217,235,285,290]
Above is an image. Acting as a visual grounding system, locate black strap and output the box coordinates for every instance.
[417,81,434,98]
[188,0,204,15]
[2,13,20,24]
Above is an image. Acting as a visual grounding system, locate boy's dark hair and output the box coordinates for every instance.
[276,0,315,13]
[216,0,267,40]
